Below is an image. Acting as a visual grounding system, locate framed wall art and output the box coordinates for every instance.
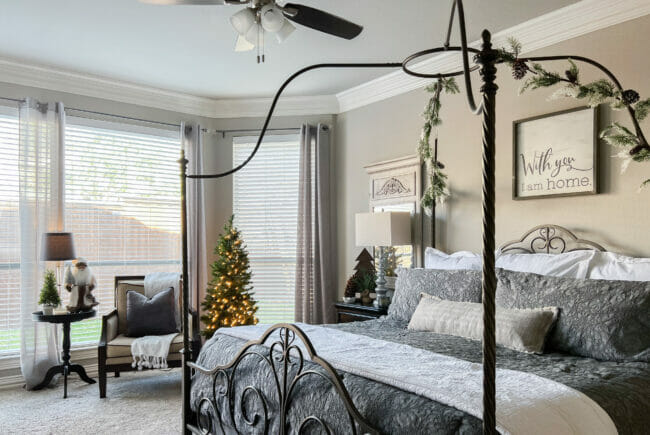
[513,106,598,200]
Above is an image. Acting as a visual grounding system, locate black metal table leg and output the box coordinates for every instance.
[31,316,96,398]
[69,364,96,385]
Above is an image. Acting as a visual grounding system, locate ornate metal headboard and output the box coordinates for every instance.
[499,224,606,254]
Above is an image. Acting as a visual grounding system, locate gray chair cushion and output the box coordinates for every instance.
[126,287,178,337]
[388,268,482,322]
[496,268,650,362]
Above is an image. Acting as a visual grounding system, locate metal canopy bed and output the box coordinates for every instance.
[177,1,649,433]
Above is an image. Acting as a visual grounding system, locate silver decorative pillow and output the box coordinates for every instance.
[496,268,650,362]
[388,268,482,322]
[408,294,558,353]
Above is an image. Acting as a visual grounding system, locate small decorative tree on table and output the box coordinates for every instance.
[201,216,258,339]
[39,270,61,315]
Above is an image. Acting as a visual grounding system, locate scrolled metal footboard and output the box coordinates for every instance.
[186,323,380,435]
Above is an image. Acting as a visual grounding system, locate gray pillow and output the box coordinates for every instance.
[408,293,558,353]
[126,287,178,337]
[388,268,482,321]
[496,268,650,362]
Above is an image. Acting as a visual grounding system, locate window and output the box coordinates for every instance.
[233,134,300,324]
[65,117,181,345]
[0,112,181,356]
[0,105,20,356]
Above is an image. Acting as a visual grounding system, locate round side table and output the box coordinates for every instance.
[32,309,97,398]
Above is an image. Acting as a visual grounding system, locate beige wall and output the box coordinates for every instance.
[335,15,650,294]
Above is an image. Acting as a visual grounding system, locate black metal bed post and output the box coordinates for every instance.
[179,150,192,435]
[475,29,499,435]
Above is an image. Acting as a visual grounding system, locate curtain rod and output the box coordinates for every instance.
[0,96,25,104]
[65,107,182,129]
[2,96,302,136]
[206,127,301,138]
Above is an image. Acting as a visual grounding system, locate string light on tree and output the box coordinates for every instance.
[200,215,258,338]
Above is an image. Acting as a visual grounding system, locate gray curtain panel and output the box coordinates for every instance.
[295,124,335,324]
[183,123,208,312]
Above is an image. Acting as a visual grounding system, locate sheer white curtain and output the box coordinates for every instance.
[183,123,208,311]
[294,124,335,324]
[19,99,65,388]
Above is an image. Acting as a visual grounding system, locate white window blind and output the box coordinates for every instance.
[0,106,20,356]
[65,117,181,346]
[233,134,300,324]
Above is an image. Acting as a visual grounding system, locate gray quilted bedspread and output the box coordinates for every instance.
[191,318,650,434]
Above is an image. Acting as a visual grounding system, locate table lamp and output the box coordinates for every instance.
[355,212,411,307]
[41,232,76,290]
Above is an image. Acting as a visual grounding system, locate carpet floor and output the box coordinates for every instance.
[0,369,182,434]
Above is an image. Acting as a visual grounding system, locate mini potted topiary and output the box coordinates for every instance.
[355,273,376,306]
[38,270,61,315]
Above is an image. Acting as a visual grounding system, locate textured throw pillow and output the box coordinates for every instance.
[424,247,482,270]
[495,250,595,279]
[388,268,482,322]
[408,294,558,353]
[126,287,178,337]
[496,268,650,362]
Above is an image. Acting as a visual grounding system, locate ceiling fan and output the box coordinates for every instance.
[140,0,364,63]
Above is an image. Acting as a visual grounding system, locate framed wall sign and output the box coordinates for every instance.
[513,106,598,200]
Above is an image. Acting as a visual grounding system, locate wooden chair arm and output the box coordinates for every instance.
[99,309,119,347]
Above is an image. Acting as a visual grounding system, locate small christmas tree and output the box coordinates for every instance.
[354,249,375,278]
[201,216,258,338]
[38,270,61,306]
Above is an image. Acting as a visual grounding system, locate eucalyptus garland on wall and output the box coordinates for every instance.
[418,78,458,210]
[418,38,650,209]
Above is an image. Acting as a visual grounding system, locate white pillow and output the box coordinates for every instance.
[495,250,595,279]
[587,251,650,281]
[424,247,482,270]
[426,246,594,278]
[408,293,558,353]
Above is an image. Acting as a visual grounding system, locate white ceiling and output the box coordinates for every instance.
[0,0,579,99]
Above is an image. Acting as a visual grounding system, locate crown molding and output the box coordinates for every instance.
[336,0,650,113]
[0,57,339,118]
[0,0,646,118]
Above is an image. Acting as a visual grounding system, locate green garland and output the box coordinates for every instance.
[418,37,650,193]
[499,37,650,187]
[418,78,458,211]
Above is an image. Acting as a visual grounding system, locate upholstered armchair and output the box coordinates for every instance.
[98,275,201,398]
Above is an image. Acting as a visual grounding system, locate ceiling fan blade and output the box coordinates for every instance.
[282,3,363,40]
[139,0,227,4]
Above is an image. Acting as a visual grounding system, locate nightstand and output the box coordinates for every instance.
[334,302,388,323]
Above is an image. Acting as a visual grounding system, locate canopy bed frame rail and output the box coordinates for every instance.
[500,224,606,254]
[179,0,643,433]
[185,323,379,435]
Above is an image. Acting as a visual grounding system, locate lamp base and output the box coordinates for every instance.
[373,294,390,308]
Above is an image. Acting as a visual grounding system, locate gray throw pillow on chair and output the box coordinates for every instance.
[126,287,178,337]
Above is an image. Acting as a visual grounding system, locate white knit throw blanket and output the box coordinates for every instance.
[131,333,178,370]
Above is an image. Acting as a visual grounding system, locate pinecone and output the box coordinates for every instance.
[344,275,357,298]
[565,69,578,84]
[511,60,527,80]
[622,89,640,105]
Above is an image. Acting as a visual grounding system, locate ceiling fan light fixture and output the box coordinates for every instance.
[243,22,260,46]
[234,34,255,51]
[230,7,256,35]
[260,4,285,33]
[274,19,295,43]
